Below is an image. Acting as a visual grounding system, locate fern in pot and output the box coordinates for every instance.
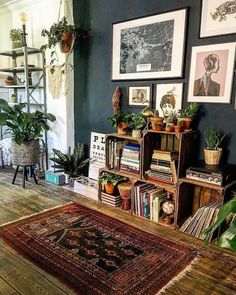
[204,129,225,165]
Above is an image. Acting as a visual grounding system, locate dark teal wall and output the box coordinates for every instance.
[73,0,236,164]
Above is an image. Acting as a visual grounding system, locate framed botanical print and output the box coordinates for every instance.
[112,8,187,80]
[155,83,183,121]
[188,43,236,103]
[200,0,236,38]
[128,85,152,106]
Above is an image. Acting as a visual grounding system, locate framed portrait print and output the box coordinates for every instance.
[188,43,235,104]
[112,8,187,80]
[128,85,152,106]
[155,83,183,121]
[200,0,236,38]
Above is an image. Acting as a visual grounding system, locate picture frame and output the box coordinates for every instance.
[188,43,235,104]
[112,8,187,80]
[128,85,152,107]
[155,83,183,121]
[200,0,236,38]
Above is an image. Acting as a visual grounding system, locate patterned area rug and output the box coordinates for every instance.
[0,203,198,295]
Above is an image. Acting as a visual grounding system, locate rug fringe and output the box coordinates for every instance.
[156,255,200,295]
[0,202,73,227]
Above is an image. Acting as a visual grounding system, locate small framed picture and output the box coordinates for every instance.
[128,85,152,106]
[155,83,183,121]
[200,0,236,38]
[188,42,235,103]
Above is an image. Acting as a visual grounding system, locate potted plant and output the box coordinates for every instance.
[0,99,56,166]
[50,143,91,186]
[174,118,182,133]
[150,110,164,131]
[4,76,15,86]
[10,28,23,49]
[107,110,130,135]
[128,112,146,138]
[180,102,199,130]
[202,195,236,251]
[204,128,226,165]
[99,172,126,194]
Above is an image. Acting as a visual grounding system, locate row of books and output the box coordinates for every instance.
[134,182,168,222]
[146,150,178,184]
[120,143,140,175]
[180,200,222,239]
[101,192,122,207]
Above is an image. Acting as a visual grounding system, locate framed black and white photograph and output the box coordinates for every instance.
[128,85,152,106]
[200,0,236,38]
[112,8,187,80]
[188,43,236,103]
[155,83,183,121]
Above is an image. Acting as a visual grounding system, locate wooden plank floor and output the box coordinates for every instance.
[0,168,235,295]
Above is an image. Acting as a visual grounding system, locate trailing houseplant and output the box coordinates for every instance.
[99,172,127,194]
[128,112,146,138]
[180,102,199,130]
[107,110,131,135]
[204,129,226,165]
[0,99,56,165]
[10,28,23,49]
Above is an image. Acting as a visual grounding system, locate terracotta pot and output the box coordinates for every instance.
[59,32,74,54]
[61,32,73,41]
[132,129,142,138]
[165,124,174,132]
[5,79,15,86]
[204,148,222,165]
[150,117,164,131]
[105,183,115,194]
[117,122,127,135]
[181,118,192,130]
[174,125,182,133]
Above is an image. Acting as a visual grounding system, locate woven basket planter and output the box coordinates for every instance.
[12,140,40,166]
[204,148,222,165]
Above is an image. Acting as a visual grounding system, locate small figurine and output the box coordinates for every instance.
[112,87,121,114]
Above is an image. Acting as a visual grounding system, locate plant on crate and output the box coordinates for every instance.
[180,102,199,130]
[128,112,146,138]
[174,118,182,133]
[50,143,91,185]
[204,129,226,165]
[0,99,56,166]
[10,28,23,49]
[150,109,164,131]
[202,195,236,251]
[107,110,131,135]
[99,172,127,194]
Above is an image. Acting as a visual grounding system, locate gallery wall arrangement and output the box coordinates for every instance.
[73,0,236,164]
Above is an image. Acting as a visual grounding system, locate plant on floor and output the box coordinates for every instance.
[202,196,236,251]
[50,143,91,178]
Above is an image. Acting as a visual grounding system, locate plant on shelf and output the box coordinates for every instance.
[4,75,15,86]
[174,118,182,133]
[128,112,146,138]
[10,28,23,49]
[150,109,164,131]
[107,110,131,135]
[204,128,226,165]
[99,172,127,194]
[0,98,56,166]
[50,143,91,183]
[202,195,236,251]
[180,102,199,130]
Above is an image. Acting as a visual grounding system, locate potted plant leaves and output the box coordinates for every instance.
[150,110,164,131]
[99,172,126,194]
[174,118,182,133]
[204,128,226,165]
[107,110,130,135]
[180,102,199,130]
[128,112,146,138]
[10,28,23,49]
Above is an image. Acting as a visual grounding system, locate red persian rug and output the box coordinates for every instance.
[0,203,198,295]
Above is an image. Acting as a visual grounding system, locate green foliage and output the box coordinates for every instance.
[204,129,226,150]
[153,109,160,117]
[128,112,146,130]
[107,111,131,128]
[99,172,126,186]
[180,102,199,119]
[0,99,56,145]
[202,196,236,251]
[50,143,91,178]
[10,28,23,42]
[177,118,183,127]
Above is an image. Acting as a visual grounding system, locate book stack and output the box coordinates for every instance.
[101,192,122,207]
[180,200,222,239]
[108,138,126,169]
[134,182,168,222]
[120,143,140,175]
[146,150,178,184]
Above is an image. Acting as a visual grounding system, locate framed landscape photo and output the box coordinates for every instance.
[112,8,187,80]
[188,43,236,104]
[128,85,152,106]
[200,0,236,38]
[155,83,183,121]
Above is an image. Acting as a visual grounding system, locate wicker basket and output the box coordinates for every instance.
[12,140,40,166]
[204,148,222,165]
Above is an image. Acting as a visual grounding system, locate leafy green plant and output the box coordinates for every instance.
[107,111,131,128]
[202,196,236,251]
[180,102,199,119]
[128,113,146,130]
[204,129,226,150]
[99,172,126,186]
[10,28,23,42]
[50,143,91,178]
[0,99,56,145]
[177,118,183,127]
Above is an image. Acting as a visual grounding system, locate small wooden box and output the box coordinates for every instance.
[45,171,65,185]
